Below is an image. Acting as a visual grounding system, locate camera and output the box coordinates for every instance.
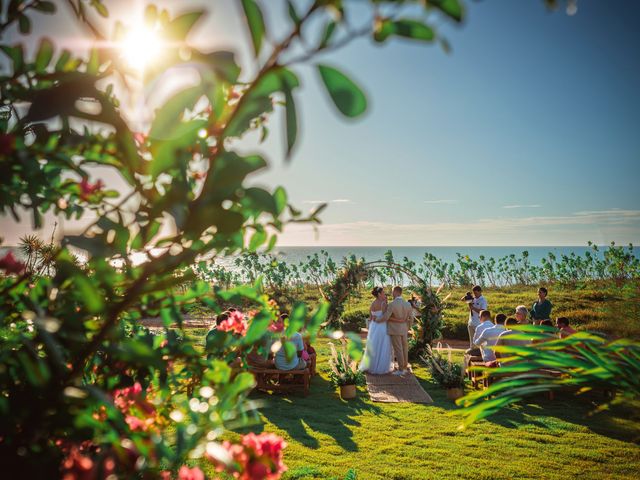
[461,291,474,303]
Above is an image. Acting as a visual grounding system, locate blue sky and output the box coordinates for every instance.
[2,0,639,246]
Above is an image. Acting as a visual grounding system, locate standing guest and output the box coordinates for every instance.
[530,287,552,324]
[466,285,488,348]
[473,313,506,362]
[556,317,577,338]
[515,305,529,324]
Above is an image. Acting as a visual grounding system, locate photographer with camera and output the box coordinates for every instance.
[464,285,488,348]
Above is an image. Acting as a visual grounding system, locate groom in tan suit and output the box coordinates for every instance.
[380,286,415,376]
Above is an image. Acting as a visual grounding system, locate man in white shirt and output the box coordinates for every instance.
[467,285,488,347]
[473,313,506,363]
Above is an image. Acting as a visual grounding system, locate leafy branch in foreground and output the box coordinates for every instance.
[456,326,640,427]
[1,0,464,477]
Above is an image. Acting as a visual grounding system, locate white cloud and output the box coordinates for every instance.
[424,199,458,204]
[303,199,352,204]
[503,204,541,209]
[277,209,640,246]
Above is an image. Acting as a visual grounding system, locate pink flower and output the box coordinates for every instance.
[79,178,104,200]
[218,310,248,336]
[0,251,26,275]
[178,466,205,480]
[209,433,287,480]
[133,132,147,145]
[268,321,284,333]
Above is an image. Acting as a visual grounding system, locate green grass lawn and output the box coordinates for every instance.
[196,337,640,480]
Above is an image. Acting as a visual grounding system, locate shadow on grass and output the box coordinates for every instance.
[414,368,640,444]
[246,373,389,452]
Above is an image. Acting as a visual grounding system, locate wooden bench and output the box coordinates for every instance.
[250,367,311,396]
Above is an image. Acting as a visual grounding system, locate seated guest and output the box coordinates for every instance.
[495,317,531,363]
[530,287,552,325]
[215,311,230,327]
[515,305,529,324]
[273,315,307,371]
[556,317,577,338]
[466,310,493,356]
[473,310,494,343]
[473,313,506,362]
[302,334,317,375]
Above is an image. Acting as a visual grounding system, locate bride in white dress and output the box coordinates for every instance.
[360,287,393,374]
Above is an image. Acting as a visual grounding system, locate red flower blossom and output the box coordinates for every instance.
[61,445,94,480]
[178,466,205,480]
[268,320,284,333]
[209,433,287,480]
[112,382,157,431]
[0,251,26,275]
[79,178,104,200]
[218,310,248,336]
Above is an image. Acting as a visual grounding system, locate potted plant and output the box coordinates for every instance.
[423,345,465,400]
[329,341,366,400]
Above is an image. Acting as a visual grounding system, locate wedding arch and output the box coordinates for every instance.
[321,259,447,356]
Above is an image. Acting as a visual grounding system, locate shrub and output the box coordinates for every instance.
[341,308,370,332]
[328,341,366,388]
[422,345,465,389]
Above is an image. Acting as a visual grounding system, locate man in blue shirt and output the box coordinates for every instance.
[274,331,307,371]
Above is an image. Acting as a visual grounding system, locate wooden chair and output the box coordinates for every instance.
[250,366,311,396]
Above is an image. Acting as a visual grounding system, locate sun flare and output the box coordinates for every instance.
[120,26,163,72]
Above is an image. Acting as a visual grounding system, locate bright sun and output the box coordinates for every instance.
[120,26,163,72]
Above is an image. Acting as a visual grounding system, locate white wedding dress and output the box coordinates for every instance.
[359,310,393,374]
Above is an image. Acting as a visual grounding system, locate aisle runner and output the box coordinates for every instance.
[366,373,433,404]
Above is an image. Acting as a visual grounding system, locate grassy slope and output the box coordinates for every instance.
[195,338,640,480]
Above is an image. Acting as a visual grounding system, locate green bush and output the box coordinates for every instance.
[341,308,370,332]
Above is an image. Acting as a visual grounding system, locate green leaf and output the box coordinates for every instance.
[86,48,99,75]
[243,311,271,344]
[75,276,104,313]
[34,1,56,13]
[375,19,434,43]
[90,0,108,17]
[166,10,203,40]
[286,302,307,337]
[392,19,435,42]
[151,119,206,177]
[428,0,464,23]
[248,229,267,251]
[319,21,337,49]
[317,64,367,118]
[18,14,31,34]
[287,0,300,25]
[346,332,363,361]
[1,45,24,72]
[149,85,204,140]
[283,82,297,158]
[241,0,265,56]
[35,38,54,73]
[273,186,287,215]
[54,49,72,72]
